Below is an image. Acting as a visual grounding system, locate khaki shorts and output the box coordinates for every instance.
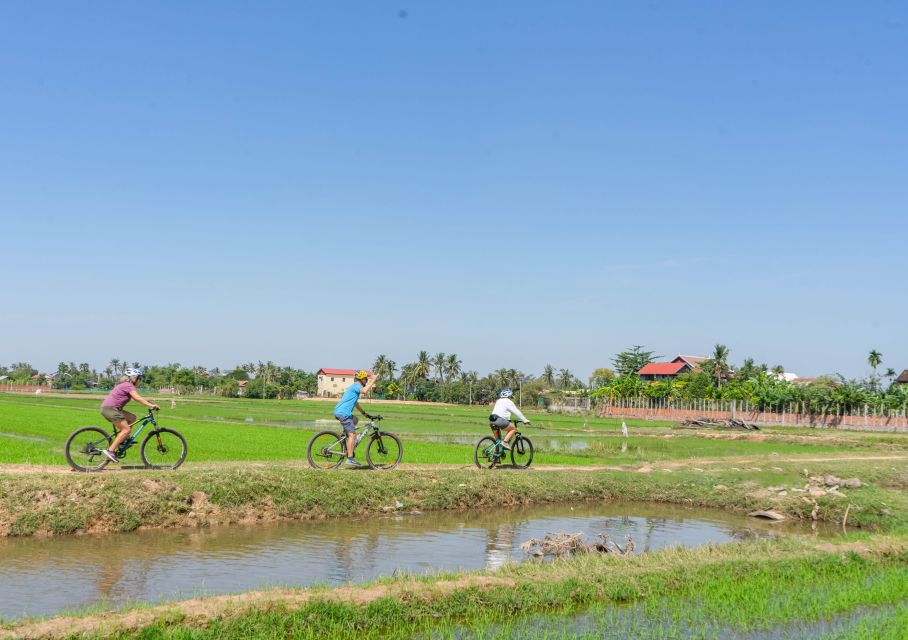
[101,406,130,424]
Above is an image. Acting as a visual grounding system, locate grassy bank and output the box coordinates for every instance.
[4,534,906,639]
[2,459,906,537]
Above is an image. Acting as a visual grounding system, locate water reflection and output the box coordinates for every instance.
[0,503,826,620]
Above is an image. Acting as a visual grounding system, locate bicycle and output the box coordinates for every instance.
[306,415,402,470]
[474,421,534,469]
[64,409,187,472]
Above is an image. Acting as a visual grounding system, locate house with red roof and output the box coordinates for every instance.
[638,361,693,381]
[316,368,373,397]
[895,370,908,385]
[637,354,707,381]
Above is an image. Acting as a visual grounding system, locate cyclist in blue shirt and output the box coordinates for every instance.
[334,370,377,466]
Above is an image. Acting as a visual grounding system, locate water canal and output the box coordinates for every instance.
[0,502,825,621]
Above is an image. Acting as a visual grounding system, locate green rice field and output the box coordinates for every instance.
[1,393,902,468]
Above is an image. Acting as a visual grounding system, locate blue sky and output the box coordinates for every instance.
[1,1,905,380]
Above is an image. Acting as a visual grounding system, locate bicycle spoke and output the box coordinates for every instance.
[65,427,112,472]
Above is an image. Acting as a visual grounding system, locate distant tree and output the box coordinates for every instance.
[445,354,462,381]
[557,368,574,389]
[772,364,785,375]
[542,364,556,388]
[701,344,732,388]
[612,346,659,377]
[885,368,897,386]
[432,352,446,383]
[372,354,395,381]
[868,349,883,373]
[414,351,432,380]
[589,368,615,388]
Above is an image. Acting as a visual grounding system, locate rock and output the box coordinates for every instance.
[842,478,862,489]
[827,490,847,498]
[772,467,784,472]
[457,483,467,487]
[748,510,786,521]
[713,485,728,492]
[778,491,788,497]
[792,488,805,493]
[809,489,827,497]
[824,475,843,487]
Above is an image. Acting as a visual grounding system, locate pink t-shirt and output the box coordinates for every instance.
[101,381,136,409]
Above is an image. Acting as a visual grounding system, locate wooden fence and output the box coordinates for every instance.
[596,397,908,432]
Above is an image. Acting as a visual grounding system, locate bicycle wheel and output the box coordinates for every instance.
[64,427,113,472]
[474,436,502,469]
[307,430,345,469]
[510,435,534,468]
[366,432,402,470]
[140,428,187,470]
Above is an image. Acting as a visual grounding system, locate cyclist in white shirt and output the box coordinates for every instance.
[489,388,529,450]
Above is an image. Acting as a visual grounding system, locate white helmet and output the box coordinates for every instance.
[500,388,513,398]
[124,367,143,381]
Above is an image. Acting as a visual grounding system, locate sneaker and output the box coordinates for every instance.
[500,441,511,451]
[101,449,119,463]
[344,458,362,467]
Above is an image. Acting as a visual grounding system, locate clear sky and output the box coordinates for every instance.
[1,1,905,380]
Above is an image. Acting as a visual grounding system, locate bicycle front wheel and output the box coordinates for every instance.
[307,430,345,469]
[474,436,501,469]
[65,427,113,472]
[141,428,187,470]
[510,435,534,468]
[366,432,402,470]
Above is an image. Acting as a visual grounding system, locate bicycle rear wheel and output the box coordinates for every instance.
[510,435,534,468]
[307,430,345,469]
[366,432,402,470]
[141,428,187,470]
[474,436,502,469]
[64,427,112,472]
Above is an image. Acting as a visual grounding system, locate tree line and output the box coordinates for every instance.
[2,346,904,411]
[591,345,908,413]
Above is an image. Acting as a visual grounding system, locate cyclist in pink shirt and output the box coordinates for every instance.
[99,368,159,463]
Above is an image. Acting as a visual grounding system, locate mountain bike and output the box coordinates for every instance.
[307,415,402,470]
[64,409,187,472]
[474,422,534,469]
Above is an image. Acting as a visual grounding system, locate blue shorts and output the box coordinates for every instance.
[335,413,356,434]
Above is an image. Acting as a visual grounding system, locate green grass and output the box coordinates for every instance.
[1,393,903,467]
[2,459,906,537]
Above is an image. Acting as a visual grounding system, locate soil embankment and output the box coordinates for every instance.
[1,456,905,537]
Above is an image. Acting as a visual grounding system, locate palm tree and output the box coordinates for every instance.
[414,351,432,380]
[772,364,785,376]
[542,364,555,388]
[868,349,883,373]
[433,352,447,383]
[557,368,573,389]
[109,359,121,377]
[709,344,731,388]
[372,354,391,381]
[885,368,897,386]
[445,354,462,381]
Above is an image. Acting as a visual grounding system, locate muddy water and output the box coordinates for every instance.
[0,503,820,621]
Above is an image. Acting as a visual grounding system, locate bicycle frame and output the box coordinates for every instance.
[483,423,526,459]
[87,410,159,456]
[324,420,381,457]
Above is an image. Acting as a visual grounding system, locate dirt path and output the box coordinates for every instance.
[1,454,905,476]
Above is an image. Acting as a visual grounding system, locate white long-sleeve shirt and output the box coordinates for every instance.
[492,398,528,423]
